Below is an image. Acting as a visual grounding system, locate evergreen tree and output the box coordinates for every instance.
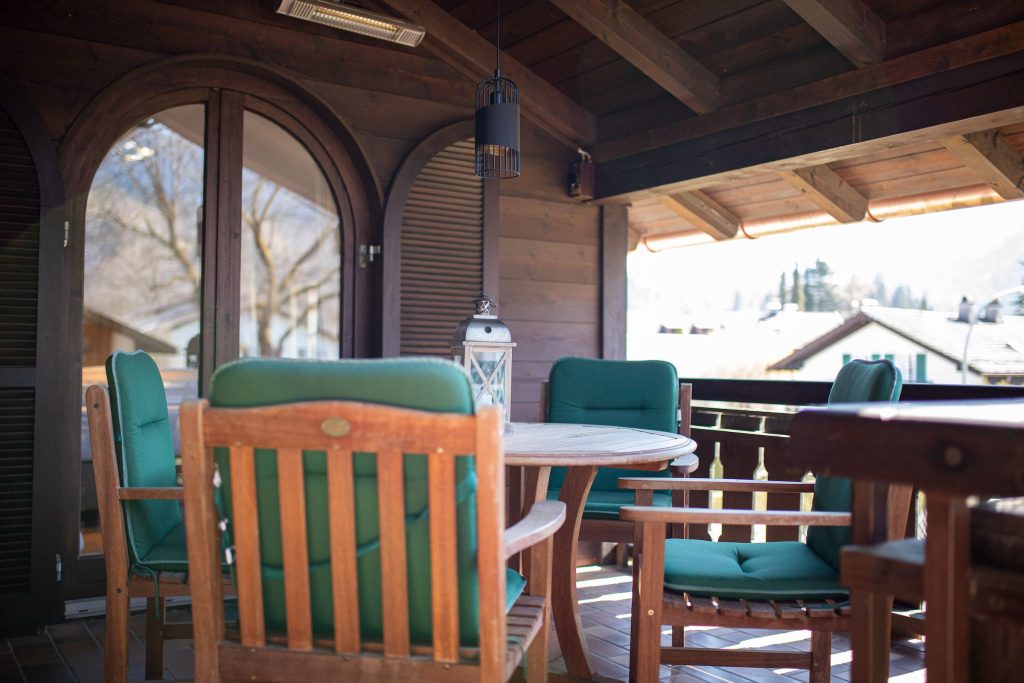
[778,272,787,308]
[919,294,930,311]
[873,273,887,306]
[1017,261,1024,316]
[791,264,805,310]
[804,268,815,311]
[891,285,913,309]
[803,259,838,311]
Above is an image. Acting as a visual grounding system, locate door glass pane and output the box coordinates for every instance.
[239,110,341,359]
[81,105,204,556]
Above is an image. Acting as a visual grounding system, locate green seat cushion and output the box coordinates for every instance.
[105,351,182,567]
[547,489,672,520]
[663,539,847,601]
[134,520,189,573]
[807,359,903,570]
[546,358,679,506]
[210,357,509,647]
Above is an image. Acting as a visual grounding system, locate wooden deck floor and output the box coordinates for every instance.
[2,565,924,682]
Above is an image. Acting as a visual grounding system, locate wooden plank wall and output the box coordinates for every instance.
[497,125,602,422]
[0,0,606,424]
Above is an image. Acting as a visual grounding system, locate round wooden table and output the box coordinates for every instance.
[505,423,698,680]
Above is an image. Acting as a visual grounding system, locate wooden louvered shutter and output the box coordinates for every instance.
[0,105,40,602]
[399,139,483,356]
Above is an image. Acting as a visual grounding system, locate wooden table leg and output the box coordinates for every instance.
[924,493,970,683]
[849,480,891,683]
[553,465,598,680]
[521,466,552,592]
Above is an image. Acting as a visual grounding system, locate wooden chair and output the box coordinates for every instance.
[181,357,565,683]
[523,358,697,562]
[86,350,233,682]
[622,359,905,682]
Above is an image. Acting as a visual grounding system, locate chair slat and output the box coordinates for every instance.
[474,408,506,683]
[689,596,717,614]
[377,449,410,657]
[277,447,313,650]
[326,449,360,654]
[229,446,266,647]
[747,601,776,619]
[776,601,805,619]
[428,451,460,662]
[717,599,746,618]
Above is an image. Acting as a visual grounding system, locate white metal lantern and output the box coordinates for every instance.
[452,294,515,427]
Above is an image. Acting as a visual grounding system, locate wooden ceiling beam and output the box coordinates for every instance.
[546,0,718,113]
[781,0,885,68]
[659,191,738,240]
[376,0,597,148]
[942,131,1024,200]
[778,165,867,222]
[594,21,1024,164]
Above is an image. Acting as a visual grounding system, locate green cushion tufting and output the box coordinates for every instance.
[806,359,903,571]
[209,357,524,647]
[105,350,184,570]
[663,539,847,600]
[546,358,679,516]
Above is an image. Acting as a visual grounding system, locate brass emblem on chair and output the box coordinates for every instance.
[321,417,351,437]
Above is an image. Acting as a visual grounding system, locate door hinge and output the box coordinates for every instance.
[63,221,70,248]
[359,244,381,268]
[56,553,62,582]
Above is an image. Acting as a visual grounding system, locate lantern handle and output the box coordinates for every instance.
[473,294,497,315]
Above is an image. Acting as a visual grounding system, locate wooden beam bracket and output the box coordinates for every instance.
[942,131,1024,200]
[660,191,739,240]
[778,165,868,223]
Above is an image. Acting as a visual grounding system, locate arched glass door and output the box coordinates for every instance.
[80,96,343,563]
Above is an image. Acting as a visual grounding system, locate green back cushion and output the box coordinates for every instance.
[105,351,181,565]
[807,359,903,570]
[546,357,679,492]
[209,357,493,645]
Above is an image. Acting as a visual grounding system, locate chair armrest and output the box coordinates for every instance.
[117,487,184,500]
[619,505,850,527]
[669,454,699,476]
[619,477,814,493]
[504,501,566,559]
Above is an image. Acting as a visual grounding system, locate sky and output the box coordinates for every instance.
[628,200,1024,318]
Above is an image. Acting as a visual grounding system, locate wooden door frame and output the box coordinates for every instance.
[56,54,381,599]
[380,120,499,357]
[0,75,69,629]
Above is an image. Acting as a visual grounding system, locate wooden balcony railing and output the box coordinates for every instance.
[682,378,1024,544]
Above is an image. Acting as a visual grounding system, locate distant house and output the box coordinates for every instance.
[768,306,1024,385]
[82,308,177,367]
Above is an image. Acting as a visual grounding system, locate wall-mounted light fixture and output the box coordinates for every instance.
[277,0,426,47]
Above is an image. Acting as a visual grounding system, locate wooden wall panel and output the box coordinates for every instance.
[499,125,602,422]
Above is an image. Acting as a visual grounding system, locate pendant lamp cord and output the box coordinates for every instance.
[495,0,501,77]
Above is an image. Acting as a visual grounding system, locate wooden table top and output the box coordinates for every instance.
[788,399,1024,496]
[503,422,697,467]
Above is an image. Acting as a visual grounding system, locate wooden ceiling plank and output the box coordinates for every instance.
[547,0,719,113]
[659,191,738,240]
[376,0,597,147]
[781,0,885,68]
[942,131,1024,200]
[778,165,867,222]
[593,20,1024,165]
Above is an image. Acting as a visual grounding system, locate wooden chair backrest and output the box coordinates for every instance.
[181,399,507,681]
[85,385,130,578]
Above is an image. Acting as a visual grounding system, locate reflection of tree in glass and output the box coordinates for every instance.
[240,173,340,358]
[86,114,342,359]
[86,119,203,341]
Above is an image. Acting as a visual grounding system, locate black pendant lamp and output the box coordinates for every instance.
[474,0,520,178]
